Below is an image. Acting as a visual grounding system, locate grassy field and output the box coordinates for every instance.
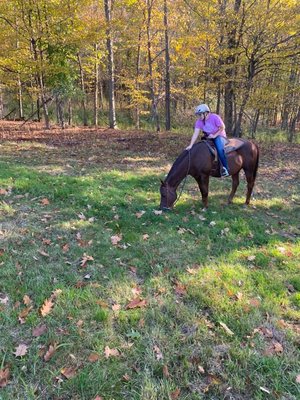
[0,123,299,400]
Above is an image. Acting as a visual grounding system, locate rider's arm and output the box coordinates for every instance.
[209,117,225,139]
[186,128,201,150]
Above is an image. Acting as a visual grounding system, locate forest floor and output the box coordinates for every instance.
[0,121,299,400]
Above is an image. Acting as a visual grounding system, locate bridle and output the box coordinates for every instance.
[163,149,191,210]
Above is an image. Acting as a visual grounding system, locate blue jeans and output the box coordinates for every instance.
[213,136,229,171]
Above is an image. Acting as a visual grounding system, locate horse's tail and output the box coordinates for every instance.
[253,143,259,180]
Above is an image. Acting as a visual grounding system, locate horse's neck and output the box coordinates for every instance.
[166,153,189,189]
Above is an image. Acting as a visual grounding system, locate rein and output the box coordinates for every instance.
[167,149,191,208]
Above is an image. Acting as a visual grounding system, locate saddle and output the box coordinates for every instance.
[202,137,246,177]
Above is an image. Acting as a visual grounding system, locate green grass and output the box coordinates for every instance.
[0,135,299,400]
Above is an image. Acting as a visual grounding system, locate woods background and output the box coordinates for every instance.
[0,0,299,140]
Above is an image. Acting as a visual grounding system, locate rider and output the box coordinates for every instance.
[186,104,230,177]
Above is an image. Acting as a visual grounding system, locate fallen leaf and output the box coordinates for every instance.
[14,344,28,357]
[32,324,47,337]
[125,297,147,309]
[249,298,261,307]
[136,211,145,218]
[296,374,300,383]
[235,292,243,301]
[23,295,32,306]
[80,253,94,268]
[18,307,32,324]
[170,388,181,399]
[122,373,130,381]
[94,396,103,400]
[112,304,121,312]
[40,298,54,317]
[163,365,170,377]
[40,198,50,205]
[174,282,187,296]
[142,234,149,240]
[104,346,120,359]
[88,353,100,363]
[131,287,142,296]
[0,367,10,388]
[61,366,77,379]
[247,255,256,261]
[153,210,162,215]
[274,341,283,353]
[219,322,234,336]
[186,267,198,275]
[62,243,70,253]
[198,365,205,374]
[260,386,270,394]
[38,250,50,257]
[44,344,57,361]
[0,294,9,305]
[153,345,163,360]
[111,234,122,245]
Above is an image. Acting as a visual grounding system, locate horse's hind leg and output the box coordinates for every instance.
[244,170,255,205]
[228,173,240,204]
[197,174,209,208]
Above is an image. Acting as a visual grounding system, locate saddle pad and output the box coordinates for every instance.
[224,138,246,154]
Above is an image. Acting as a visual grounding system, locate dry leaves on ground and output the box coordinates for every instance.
[125,297,147,309]
[0,367,10,388]
[104,346,120,359]
[14,344,28,357]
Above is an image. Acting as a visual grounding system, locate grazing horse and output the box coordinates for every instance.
[160,139,259,210]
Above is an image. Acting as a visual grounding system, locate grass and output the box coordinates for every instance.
[0,128,299,400]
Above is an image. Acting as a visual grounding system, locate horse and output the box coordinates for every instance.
[159,139,259,210]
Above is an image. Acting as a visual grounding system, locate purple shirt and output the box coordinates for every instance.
[195,113,226,138]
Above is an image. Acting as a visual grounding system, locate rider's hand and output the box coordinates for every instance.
[186,144,193,151]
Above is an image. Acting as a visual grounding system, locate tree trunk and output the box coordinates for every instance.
[104,0,117,129]
[216,84,221,115]
[68,100,73,126]
[135,30,142,130]
[224,0,242,134]
[0,87,3,118]
[77,53,88,126]
[56,96,65,129]
[251,109,260,138]
[146,0,160,132]
[164,0,171,131]
[94,43,99,126]
[18,76,24,120]
[288,106,300,142]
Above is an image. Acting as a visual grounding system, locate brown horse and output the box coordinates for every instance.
[160,139,259,210]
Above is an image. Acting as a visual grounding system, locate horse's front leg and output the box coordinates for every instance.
[228,173,240,204]
[197,174,209,208]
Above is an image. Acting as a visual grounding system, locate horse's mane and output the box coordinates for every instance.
[171,150,188,170]
[165,149,189,181]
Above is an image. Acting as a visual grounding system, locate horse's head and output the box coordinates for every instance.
[159,180,177,211]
